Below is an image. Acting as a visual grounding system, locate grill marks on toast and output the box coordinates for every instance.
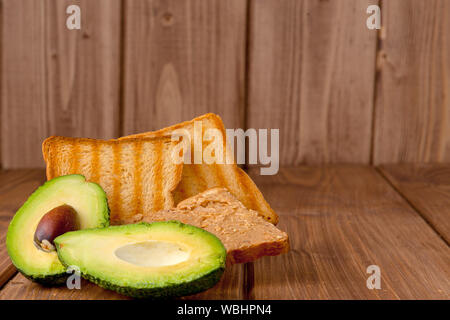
[206,163,228,192]
[111,142,122,221]
[70,140,80,173]
[133,141,143,219]
[42,114,278,225]
[119,113,279,224]
[235,167,259,216]
[42,136,183,225]
[152,139,164,211]
[46,147,55,179]
[90,141,100,183]
[190,164,207,191]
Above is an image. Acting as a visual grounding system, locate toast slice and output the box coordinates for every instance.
[42,136,183,225]
[133,187,289,264]
[121,113,279,224]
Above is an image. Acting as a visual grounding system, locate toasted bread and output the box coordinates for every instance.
[134,188,289,264]
[42,136,183,225]
[121,113,279,224]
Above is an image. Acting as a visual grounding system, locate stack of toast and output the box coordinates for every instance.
[42,113,289,264]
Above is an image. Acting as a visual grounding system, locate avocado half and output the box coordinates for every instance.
[54,221,227,298]
[6,174,109,285]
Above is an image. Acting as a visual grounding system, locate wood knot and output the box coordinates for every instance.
[161,12,174,27]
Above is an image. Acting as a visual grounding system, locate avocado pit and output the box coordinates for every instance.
[34,204,79,252]
[114,240,190,267]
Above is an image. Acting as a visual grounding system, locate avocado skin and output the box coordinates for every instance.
[57,255,225,299]
[94,267,224,299]
[18,268,68,286]
[7,174,110,286]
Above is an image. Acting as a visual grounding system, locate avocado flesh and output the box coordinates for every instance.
[54,221,227,298]
[6,174,109,285]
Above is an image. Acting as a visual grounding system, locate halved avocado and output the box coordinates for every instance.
[54,221,226,298]
[6,174,109,285]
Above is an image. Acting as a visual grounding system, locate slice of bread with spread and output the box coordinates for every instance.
[121,113,279,225]
[42,136,183,225]
[133,187,289,264]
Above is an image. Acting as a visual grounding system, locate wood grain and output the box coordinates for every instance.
[184,264,245,300]
[0,273,128,300]
[0,170,46,288]
[247,0,378,165]
[373,0,450,163]
[1,167,449,299]
[1,0,121,169]
[248,166,450,299]
[0,170,46,232]
[122,0,247,134]
[0,264,245,300]
[379,164,450,244]
[0,234,15,289]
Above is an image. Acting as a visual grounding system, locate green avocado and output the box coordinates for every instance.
[54,221,227,298]
[6,174,109,285]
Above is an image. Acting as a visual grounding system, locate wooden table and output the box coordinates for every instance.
[0,165,448,300]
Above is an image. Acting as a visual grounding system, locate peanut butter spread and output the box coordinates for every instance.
[135,188,289,264]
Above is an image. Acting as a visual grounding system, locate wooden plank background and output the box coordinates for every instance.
[247,0,378,164]
[1,0,121,168]
[373,0,450,164]
[1,0,449,168]
[122,0,247,134]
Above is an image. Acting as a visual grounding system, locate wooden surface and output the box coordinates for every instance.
[247,0,377,164]
[1,0,121,168]
[0,166,449,299]
[249,166,449,299]
[1,1,450,168]
[379,164,450,244]
[0,263,245,300]
[373,0,450,163]
[0,170,46,288]
[0,234,15,289]
[122,0,247,134]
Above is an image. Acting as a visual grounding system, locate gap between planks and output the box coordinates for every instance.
[375,166,449,246]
